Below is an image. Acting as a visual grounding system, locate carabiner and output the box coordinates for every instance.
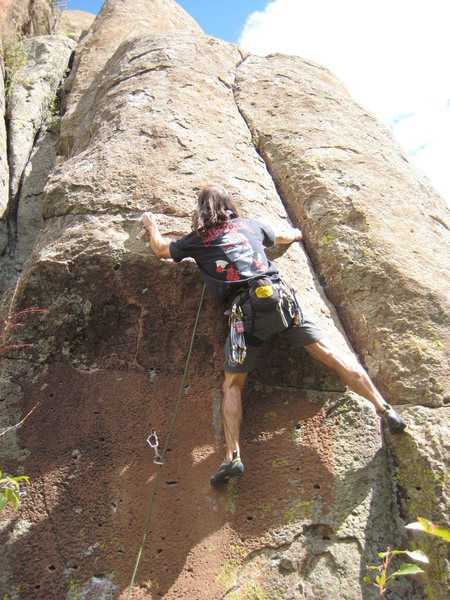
[146,429,165,465]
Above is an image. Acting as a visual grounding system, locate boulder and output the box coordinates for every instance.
[0,0,55,40]
[4,34,75,258]
[0,29,419,600]
[57,9,96,42]
[0,32,75,295]
[233,55,450,599]
[60,0,203,156]
[6,35,75,203]
[234,53,450,409]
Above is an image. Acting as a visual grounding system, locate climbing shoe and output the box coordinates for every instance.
[210,451,244,487]
[379,404,406,434]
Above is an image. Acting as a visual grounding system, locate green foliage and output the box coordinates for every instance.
[365,517,449,597]
[2,30,27,92]
[42,88,62,130]
[406,517,450,543]
[364,546,427,597]
[3,33,62,125]
[0,470,29,511]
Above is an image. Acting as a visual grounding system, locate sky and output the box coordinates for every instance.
[66,0,449,205]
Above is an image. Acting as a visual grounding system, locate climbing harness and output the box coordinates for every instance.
[226,277,303,367]
[228,301,247,366]
[126,284,205,600]
[146,429,164,465]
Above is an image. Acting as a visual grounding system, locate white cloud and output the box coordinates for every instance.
[239,0,450,204]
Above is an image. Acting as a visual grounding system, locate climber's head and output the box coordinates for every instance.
[192,184,240,233]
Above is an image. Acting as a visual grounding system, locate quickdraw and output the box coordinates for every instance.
[228,302,247,366]
[146,429,165,465]
[277,280,303,328]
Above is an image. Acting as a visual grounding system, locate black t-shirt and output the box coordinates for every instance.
[169,217,278,300]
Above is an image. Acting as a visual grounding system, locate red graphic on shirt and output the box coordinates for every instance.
[201,222,237,247]
[208,221,269,281]
[215,260,228,273]
[216,260,240,281]
[226,265,240,281]
[253,252,266,272]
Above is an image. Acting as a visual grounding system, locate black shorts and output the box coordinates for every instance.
[224,298,325,373]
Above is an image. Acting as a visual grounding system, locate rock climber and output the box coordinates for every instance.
[142,183,406,487]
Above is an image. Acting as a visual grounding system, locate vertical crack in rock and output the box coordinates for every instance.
[6,123,43,257]
[0,35,76,296]
[231,60,306,245]
[231,57,311,242]
[130,298,147,371]
[232,55,449,412]
[230,58,355,360]
[0,102,8,258]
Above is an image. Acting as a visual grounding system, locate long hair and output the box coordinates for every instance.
[191,184,240,234]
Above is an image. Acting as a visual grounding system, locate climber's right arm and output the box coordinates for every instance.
[142,212,171,259]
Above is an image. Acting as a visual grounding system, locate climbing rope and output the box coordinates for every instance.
[126,284,205,599]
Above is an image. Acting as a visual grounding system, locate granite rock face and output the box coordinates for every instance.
[60,0,203,156]
[234,54,450,410]
[0,1,448,600]
[56,9,96,42]
[0,34,75,295]
[6,35,75,219]
[0,0,67,276]
[0,59,7,225]
[0,0,55,40]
